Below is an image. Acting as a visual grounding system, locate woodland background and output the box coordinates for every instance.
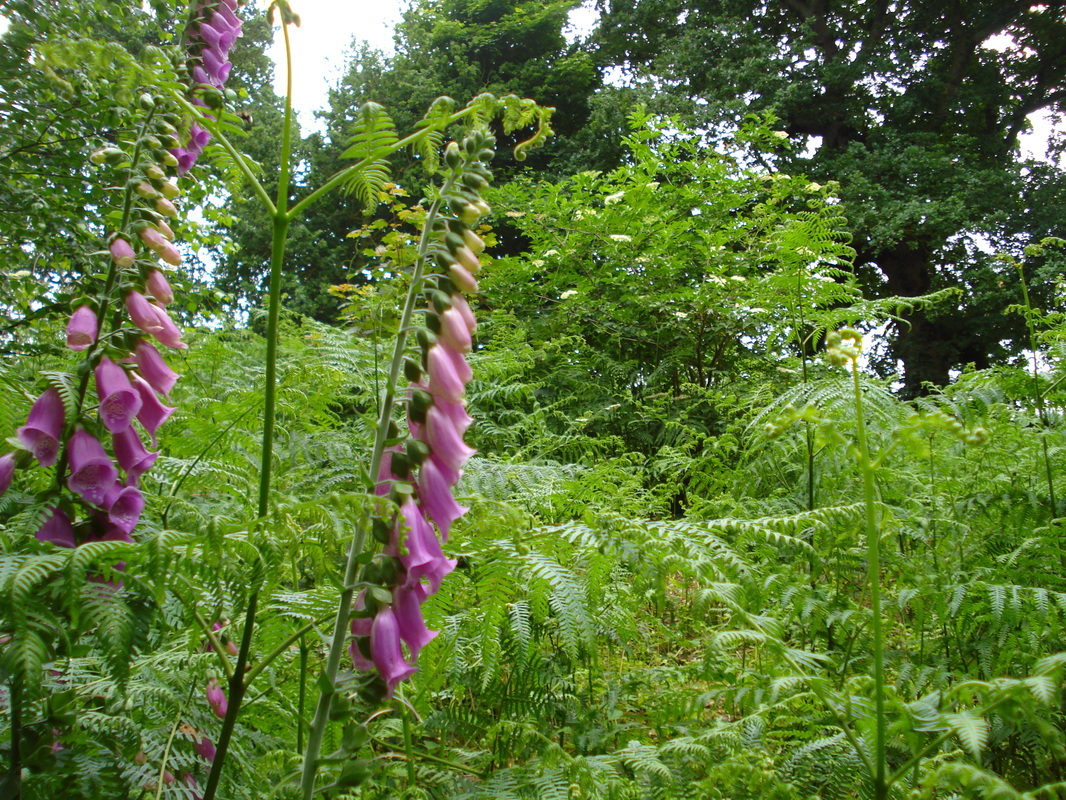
[3,0,1066,798]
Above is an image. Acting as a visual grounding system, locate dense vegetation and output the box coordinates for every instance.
[2,1,1066,799]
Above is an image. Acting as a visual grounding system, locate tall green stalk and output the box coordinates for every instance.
[199,14,295,800]
[850,355,887,800]
[298,174,457,800]
[1016,262,1057,520]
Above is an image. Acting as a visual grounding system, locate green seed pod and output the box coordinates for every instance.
[328,693,352,722]
[390,451,411,478]
[427,288,453,313]
[406,438,431,466]
[443,231,466,255]
[138,93,155,111]
[444,141,462,169]
[403,357,422,383]
[409,388,433,422]
[425,312,441,335]
[478,148,496,162]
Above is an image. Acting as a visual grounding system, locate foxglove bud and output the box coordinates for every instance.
[126,291,164,335]
[206,679,228,719]
[159,180,180,199]
[155,197,177,217]
[134,340,178,397]
[146,269,174,305]
[66,305,99,351]
[454,245,480,275]
[110,236,136,267]
[462,228,485,253]
[449,263,479,293]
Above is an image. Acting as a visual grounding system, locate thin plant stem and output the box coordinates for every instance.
[299,173,458,800]
[199,18,296,800]
[851,359,887,800]
[401,701,417,786]
[1017,262,1058,521]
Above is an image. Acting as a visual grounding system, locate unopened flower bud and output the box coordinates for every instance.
[463,228,485,253]
[135,181,159,200]
[145,164,165,180]
[146,269,174,305]
[110,236,136,267]
[444,141,462,169]
[155,197,177,217]
[159,180,180,199]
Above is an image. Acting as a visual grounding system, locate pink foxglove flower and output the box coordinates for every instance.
[393,582,437,660]
[417,456,468,540]
[195,736,216,763]
[395,498,455,594]
[104,484,144,535]
[66,305,98,351]
[425,404,476,474]
[206,679,228,719]
[67,429,118,506]
[426,345,469,404]
[439,307,472,353]
[36,507,75,548]
[17,388,65,467]
[369,606,417,696]
[126,291,164,335]
[134,340,179,397]
[110,237,136,267]
[130,373,175,445]
[145,269,174,305]
[149,303,187,350]
[112,426,157,486]
[95,357,142,433]
[0,452,14,498]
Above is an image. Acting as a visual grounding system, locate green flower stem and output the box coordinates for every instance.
[401,701,417,785]
[243,617,326,687]
[193,609,235,681]
[299,172,457,800]
[1017,262,1057,520]
[367,733,486,777]
[199,19,296,800]
[154,698,189,800]
[288,117,468,221]
[173,96,276,216]
[57,110,156,488]
[850,358,887,800]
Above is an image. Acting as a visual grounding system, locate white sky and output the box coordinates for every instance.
[266,0,407,132]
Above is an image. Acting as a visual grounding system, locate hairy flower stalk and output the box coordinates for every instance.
[300,129,497,797]
[172,0,243,174]
[0,90,202,590]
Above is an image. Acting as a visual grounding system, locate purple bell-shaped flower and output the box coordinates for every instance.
[17,388,66,467]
